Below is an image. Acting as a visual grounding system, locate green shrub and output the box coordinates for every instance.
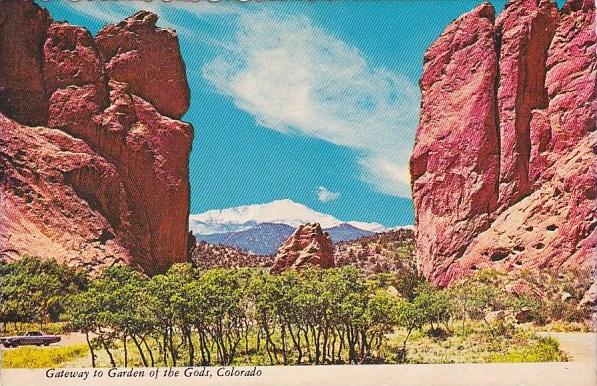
[545,297,591,323]
[488,336,567,363]
[487,320,515,339]
[1,257,88,327]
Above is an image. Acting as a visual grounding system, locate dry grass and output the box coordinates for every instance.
[385,323,568,364]
[1,344,88,368]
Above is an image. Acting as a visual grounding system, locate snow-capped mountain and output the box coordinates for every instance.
[195,222,377,255]
[189,199,387,236]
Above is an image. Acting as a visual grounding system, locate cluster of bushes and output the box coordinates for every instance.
[335,231,416,275]
[489,335,564,363]
[518,268,594,324]
[191,242,274,270]
[60,264,451,367]
[0,257,88,330]
[0,257,592,367]
[450,268,594,328]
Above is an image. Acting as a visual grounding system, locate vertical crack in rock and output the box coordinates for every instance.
[493,24,503,206]
[411,0,596,287]
[495,0,559,210]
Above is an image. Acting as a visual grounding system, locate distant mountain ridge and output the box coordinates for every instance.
[189,199,341,235]
[325,223,374,243]
[195,222,375,255]
[197,223,295,255]
[190,199,389,254]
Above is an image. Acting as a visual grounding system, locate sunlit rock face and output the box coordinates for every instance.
[0,1,194,275]
[271,223,335,273]
[95,10,191,120]
[410,0,596,287]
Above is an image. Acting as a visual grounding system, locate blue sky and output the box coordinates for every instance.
[42,0,565,227]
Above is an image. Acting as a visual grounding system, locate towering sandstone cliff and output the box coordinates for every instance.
[410,0,596,286]
[0,1,193,274]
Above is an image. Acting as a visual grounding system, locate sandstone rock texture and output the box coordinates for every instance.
[0,0,51,126]
[495,0,559,208]
[95,11,190,119]
[271,223,335,273]
[0,1,194,275]
[410,3,500,285]
[410,0,596,286]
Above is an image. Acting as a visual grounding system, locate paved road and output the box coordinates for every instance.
[538,332,597,362]
[0,332,89,350]
[57,332,90,347]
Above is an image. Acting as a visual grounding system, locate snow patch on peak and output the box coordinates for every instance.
[346,221,388,233]
[189,199,389,235]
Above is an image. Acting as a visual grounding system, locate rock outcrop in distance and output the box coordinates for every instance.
[410,0,596,287]
[191,229,414,275]
[0,0,193,275]
[271,223,335,273]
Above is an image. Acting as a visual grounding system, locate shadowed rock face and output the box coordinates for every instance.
[0,0,52,126]
[410,0,596,286]
[0,1,193,275]
[495,0,559,208]
[271,223,335,273]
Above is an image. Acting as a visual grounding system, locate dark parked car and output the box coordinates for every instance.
[0,331,61,347]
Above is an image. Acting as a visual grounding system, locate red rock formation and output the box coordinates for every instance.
[47,79,194,275]
[445,133,596,281]
[496,0,558,208]
[539,0,596,176]
[43,22,109,102]
[271,223,335,273]
[0,0,51,126]
[505,278,541,298]
[410,3,500,283]
[95,11,190,119]
[0,1,193,275]
[411,0,596,286]
[0,114,135,272]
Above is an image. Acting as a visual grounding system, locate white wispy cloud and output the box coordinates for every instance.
[54,3,419,197]
[316,186,341,203]
[203,12,419,197]
[52,1,233,35]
